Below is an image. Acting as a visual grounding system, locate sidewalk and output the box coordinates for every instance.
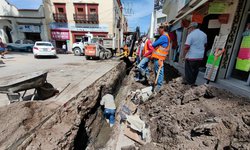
[169,62,250,98]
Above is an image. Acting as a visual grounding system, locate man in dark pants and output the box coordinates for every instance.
[183,22,207,85]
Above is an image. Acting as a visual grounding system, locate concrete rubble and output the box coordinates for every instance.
[105,64,250,150]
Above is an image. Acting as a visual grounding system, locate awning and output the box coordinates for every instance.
[173,0,209,24]
[170,20,182,32]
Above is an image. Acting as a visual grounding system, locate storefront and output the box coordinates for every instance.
[226,0,250,86]
[51,29,70,49]
[18,25,42,41]
[50,22,108,47]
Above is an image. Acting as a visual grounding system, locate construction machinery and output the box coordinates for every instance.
[85,41,112,60]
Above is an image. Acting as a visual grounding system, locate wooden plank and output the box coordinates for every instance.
[124,126,146,145]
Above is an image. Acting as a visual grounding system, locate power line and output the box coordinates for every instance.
[122,1,134,16]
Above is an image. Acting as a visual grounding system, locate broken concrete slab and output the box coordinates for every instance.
[242,112,250,126]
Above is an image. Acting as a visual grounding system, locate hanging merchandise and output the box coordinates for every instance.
[236,35,250,72]
[192,13,204,24]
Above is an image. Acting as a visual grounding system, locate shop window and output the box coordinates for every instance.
[157,17,166,24]
[90,8,96,14]
[54,3,66,14]
[58,8,64,13]
[231,15,250,82]
[15,40,21,44]
[77,8,84,13]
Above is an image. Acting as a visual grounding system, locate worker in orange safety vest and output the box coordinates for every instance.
[151,24,170,92]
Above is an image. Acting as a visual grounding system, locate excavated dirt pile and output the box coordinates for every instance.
[139,66,250,149]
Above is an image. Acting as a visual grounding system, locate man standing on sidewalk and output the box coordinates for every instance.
[183,22,207,86]
[151,25,170,92]
[0,37,7,59]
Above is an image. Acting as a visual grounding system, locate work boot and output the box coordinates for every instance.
[135,77,140,82]
[145,73,150,81]
[154,86,161,93]
[137,67,146,77]
[139,77,146,82]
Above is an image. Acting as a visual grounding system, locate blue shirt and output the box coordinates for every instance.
[152,34,169,48]
[185,29,207,59]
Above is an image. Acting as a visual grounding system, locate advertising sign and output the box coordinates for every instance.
[50,23,108,32]
[204,35,228,81]
[51,30,70,40]
[18,25,40,33]
[69,24,108,32]
[208,2,228,14]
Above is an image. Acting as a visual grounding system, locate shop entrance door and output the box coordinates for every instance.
[25,33,41,42]
[229,2,250,85]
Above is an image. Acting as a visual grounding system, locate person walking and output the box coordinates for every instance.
[100,94,116,127]
[151,25,171,92]
[183,22,207,86]
[0,37,8,59]
[62,43,67,54]
[137,36,154,81]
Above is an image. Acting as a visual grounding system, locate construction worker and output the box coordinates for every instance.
[151,25,170,92]
[137,36,154,81]
[100,94,116,127]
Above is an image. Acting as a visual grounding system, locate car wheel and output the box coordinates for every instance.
[73,47,81,56]
[37,83,56,100]
[99,51,105,60]
[27,47,32,52]
[105,50,112,59]
[85,56,90,60]
[7,46,13,51]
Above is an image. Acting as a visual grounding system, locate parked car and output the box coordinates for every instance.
[33,41,57,58]
[7,39,34,52]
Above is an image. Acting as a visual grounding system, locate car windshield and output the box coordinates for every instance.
[36,43,52,46]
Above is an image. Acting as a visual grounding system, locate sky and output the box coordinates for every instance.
[7,0,42,9]
[7,0,154,33]
[121,0,154,33]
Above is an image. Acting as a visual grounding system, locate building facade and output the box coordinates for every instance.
[0,0,48,43]
[162,0,250,92]
[149,0,168,38]
[43,0,127,51]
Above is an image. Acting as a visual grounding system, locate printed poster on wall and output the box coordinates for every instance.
[204,35,228,81]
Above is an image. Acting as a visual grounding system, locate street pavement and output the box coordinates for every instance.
[0,52,120,107]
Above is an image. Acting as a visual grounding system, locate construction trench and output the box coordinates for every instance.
[0,61,250,150]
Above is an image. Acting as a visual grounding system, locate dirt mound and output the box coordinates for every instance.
[0,101,53,149]
[139,77,250,149]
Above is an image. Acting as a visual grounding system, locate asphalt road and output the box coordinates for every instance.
[0,52,119,107]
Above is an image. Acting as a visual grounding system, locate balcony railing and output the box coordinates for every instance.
[53,13,67,22]
[73,14,99,24]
